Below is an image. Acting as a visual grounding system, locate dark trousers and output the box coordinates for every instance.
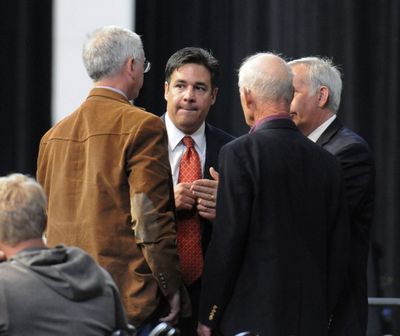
[177,278,202,336]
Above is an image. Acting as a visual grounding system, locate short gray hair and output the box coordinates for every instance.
[238,52,293,104]
[288,57,342,112]
[0,174,47,246]
[83,25,144,81]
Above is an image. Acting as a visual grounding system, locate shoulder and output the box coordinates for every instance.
[321,119,370,151]
[323,125,373,164]
[205,123,235,144]
[333,126,369,147]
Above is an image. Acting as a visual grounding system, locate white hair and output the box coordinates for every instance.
[288,57,342,112]
[238,52,294,103]
[82,25,144,81]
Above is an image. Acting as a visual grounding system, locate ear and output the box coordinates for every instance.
[242,87,253,109]
[210,87,218,105]
[126,57,135,75]
[317,86,329,108]
[164,81,170,101]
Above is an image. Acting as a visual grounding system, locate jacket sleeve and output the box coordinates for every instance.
[198,143,252,329]
[126,115,181,297]
[333,142,375,227]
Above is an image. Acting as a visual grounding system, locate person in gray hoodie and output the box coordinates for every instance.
[0,173,134,336]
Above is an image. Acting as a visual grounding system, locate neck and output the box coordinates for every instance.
[0,238,46,260]
[254,101,290,123]
[303,109,335,136]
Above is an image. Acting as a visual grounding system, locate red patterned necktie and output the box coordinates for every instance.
[177,136,204,285]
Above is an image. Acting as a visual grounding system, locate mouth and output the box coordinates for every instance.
[178,107,197,113]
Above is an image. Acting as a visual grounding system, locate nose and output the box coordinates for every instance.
[183,86,195,102]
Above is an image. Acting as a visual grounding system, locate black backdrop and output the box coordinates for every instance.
[0,0,52,177]
[135,1,399,333]
[1,0,399,334]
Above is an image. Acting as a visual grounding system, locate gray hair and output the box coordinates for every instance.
[238,52,294,104]
[82,25,144,82]
[288,57,342,112]
[0,174,47,246]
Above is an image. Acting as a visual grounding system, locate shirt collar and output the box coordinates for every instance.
[249,113,291,133]
[95,86,129,100]
[165,113,206,151]
[308,114,336,143]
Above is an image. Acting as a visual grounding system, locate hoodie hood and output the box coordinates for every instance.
[10,245,106,301]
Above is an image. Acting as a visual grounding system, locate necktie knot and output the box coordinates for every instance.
[182,136,195,148]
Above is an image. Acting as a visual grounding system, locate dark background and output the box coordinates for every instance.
[1,0,399,334]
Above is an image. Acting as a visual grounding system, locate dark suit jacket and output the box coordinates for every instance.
[199,118,350,336]
[317,118,375,335]
[161,114,235,252]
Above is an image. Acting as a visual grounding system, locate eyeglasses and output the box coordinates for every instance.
[143,59,151,73]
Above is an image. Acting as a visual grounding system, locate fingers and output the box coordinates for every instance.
[197,322,212,336]
[197,198,216,209]
[159,309,179,325]
[174,182,196,210]
[197,209,216,221]
[191,179,217,203]
[159,290,180,325]
[209,167,219,181]
[192,178,217,189]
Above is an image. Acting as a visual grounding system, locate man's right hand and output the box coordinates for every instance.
[174,182,197,210]
[197,322,212,336]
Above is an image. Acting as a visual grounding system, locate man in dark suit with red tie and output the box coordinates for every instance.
[198,53,350,336]
[162,47,234,335]
[289,57,375,335]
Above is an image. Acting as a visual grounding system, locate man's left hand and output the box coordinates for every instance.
[191,178,217,220]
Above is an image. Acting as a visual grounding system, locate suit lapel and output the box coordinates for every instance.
[316,117,343,146]
[204,123,218,179]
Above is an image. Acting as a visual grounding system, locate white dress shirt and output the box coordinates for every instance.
[165,113,206,185]
[308,114,337,143]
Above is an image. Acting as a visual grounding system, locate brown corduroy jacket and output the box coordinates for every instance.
[37,88,189,326]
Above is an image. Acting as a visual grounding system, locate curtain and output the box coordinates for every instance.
[135,0,400,334]
[0,0,398,333]
[0,0,52,176]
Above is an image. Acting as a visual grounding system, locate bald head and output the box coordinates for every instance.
[238,53,293,104]
[238,53,293,126]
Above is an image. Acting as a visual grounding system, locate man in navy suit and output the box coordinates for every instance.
[289,57,375,335]
[162,47,234,335]
[198,53,350,336]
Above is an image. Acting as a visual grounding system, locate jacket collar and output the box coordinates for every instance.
[253,117,298,132]
[315,117,343,146]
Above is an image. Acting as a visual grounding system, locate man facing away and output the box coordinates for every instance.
[197,53,350,336]
[0,173,132,336]
[162,47,234,335]
[289,57,375,335]
[37,26,189,334]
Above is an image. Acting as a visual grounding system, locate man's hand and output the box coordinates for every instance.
[174,182,197,210]
[159,290,181,325]
[191,167,219,220]
[197,322,212,336]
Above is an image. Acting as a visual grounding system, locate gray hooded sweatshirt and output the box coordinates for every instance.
[0,245,129,335]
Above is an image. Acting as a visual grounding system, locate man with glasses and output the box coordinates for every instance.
[37,26,189,335]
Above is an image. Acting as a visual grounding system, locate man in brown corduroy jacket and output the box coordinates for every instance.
[37,26,189,335]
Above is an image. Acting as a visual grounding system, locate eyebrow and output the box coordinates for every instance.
[173,79,208,87]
